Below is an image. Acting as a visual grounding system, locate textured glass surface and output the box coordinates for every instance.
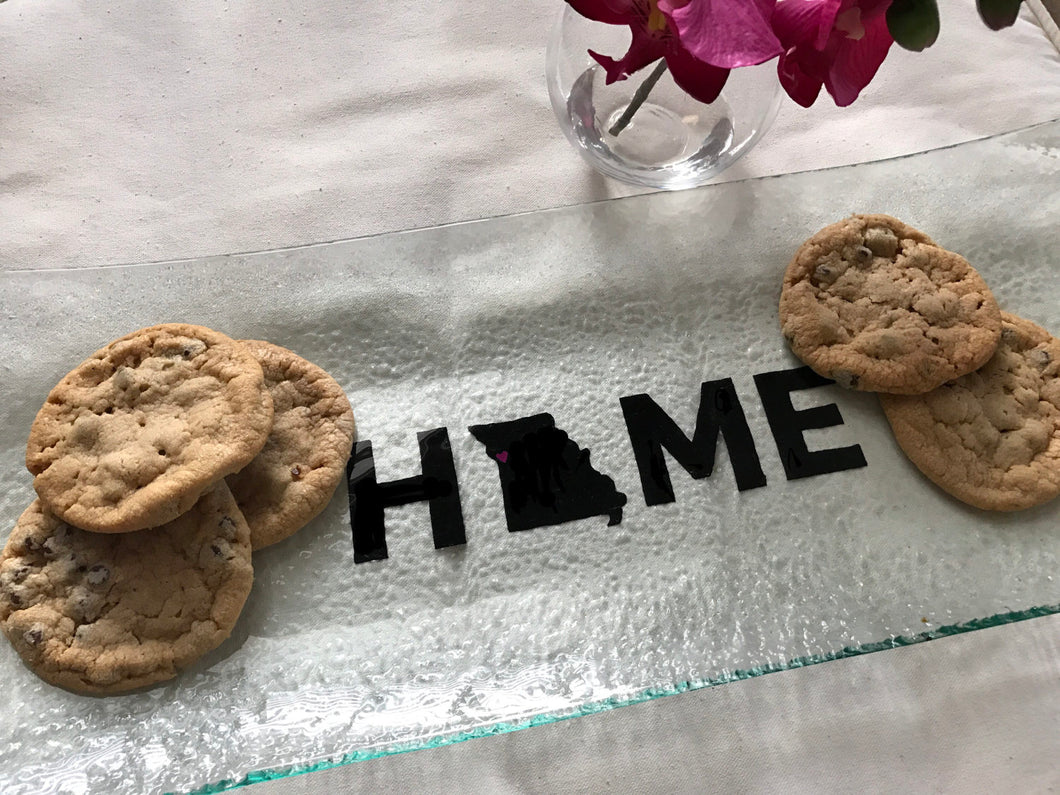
[0,121,1058,794]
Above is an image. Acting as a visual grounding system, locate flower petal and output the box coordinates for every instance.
[857,0,895,21]
[664,46,731,105]
[588,26,668,83]
[824,9,893,105]
[777,48,825,107]
[662,0,784,68]
[566,0,637,25]
[772,0,844,49]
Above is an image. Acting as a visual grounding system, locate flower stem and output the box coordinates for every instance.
[608,59,669,137]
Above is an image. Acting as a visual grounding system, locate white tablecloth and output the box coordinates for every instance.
[2,1,1059,271]
[1,1,1059,792]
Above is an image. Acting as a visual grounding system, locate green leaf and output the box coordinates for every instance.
[886,0,940,52]
[977,0,1023,30]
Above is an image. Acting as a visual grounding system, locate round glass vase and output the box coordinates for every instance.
[546,7,782,190]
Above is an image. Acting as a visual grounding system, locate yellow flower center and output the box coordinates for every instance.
[647,0,668,33]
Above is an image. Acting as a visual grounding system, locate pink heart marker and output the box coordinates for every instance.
[496,451,509,464]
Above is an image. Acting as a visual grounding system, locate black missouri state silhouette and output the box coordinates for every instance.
[469,414,626,532]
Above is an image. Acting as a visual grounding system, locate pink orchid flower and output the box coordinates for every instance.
[567,0,783,105]
[773,0,894,107]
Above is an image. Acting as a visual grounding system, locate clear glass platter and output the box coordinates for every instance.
[0,120,1057,794]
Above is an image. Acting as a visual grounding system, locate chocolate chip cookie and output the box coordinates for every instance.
[779,214,1002,394]
[226,340,355,549]
[0,482,253,693]
[26,324,274,533]
[880,312,1060,510]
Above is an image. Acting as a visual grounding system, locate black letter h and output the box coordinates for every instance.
[346,428,466,563]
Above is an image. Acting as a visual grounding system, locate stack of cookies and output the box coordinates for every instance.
[780,214,1060,511]
[0,324,355,694]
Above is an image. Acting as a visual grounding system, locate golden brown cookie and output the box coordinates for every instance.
[0,482,253,694]
[26,323,274,534]
[880,313,1060,511]
[779,214,1002,394]
[226,340,355,550]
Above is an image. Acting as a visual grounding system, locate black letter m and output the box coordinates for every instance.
[620,380,766,505]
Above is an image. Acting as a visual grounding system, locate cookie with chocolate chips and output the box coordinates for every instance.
[26,323,274,533]
[880,312,1060,511]
[0,482,253,693]
[779,214,1002,394]
[226,340,356,549]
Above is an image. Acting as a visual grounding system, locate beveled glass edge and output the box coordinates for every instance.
[6,116,1058,276]
[185,603,1060,794]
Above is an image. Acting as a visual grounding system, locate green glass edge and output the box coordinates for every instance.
[185,603,1059,794]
